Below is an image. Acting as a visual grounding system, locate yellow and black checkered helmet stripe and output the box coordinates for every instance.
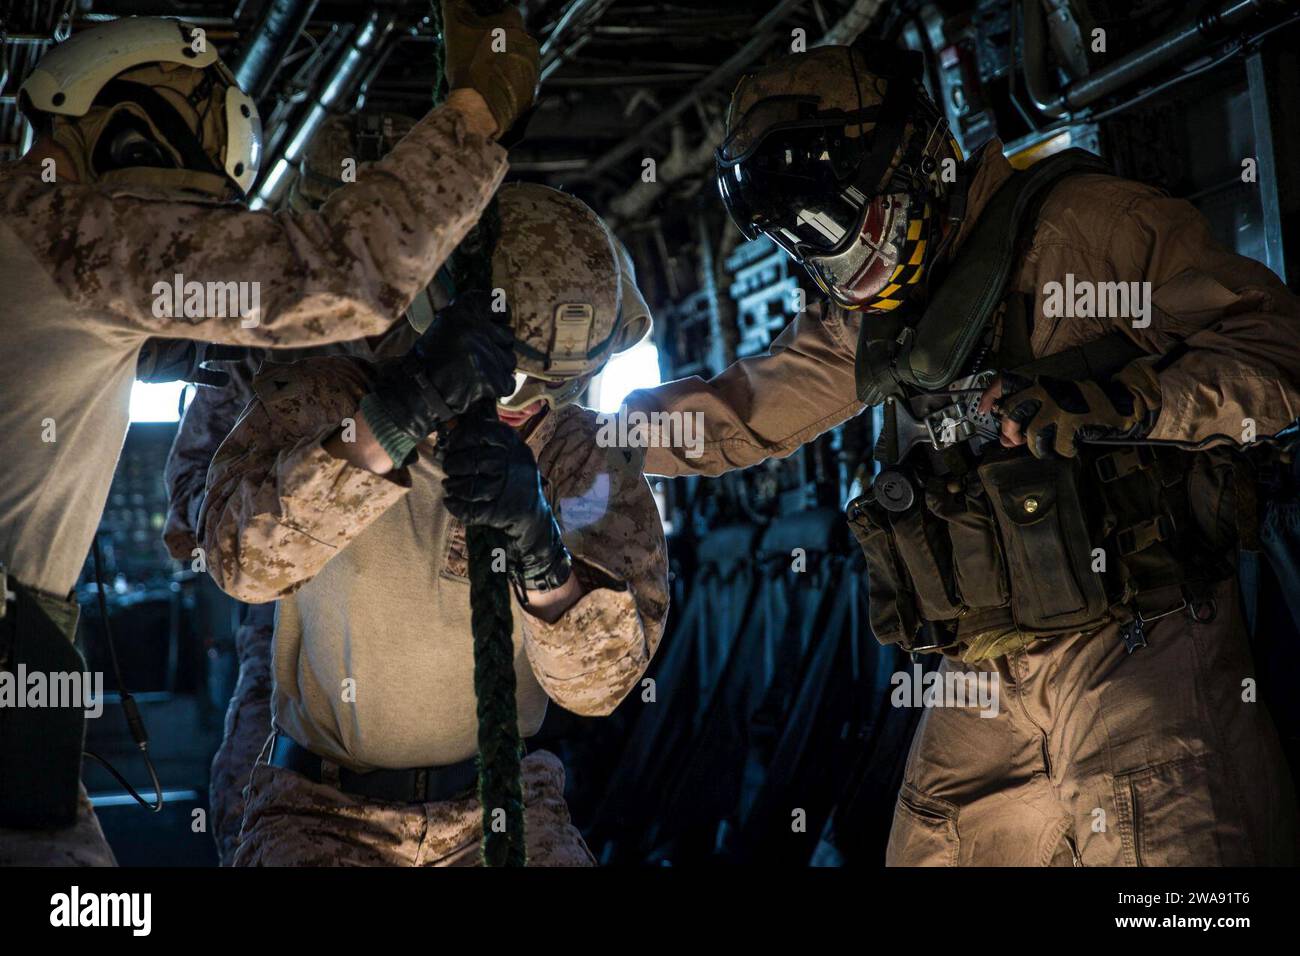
[858,201,933,312]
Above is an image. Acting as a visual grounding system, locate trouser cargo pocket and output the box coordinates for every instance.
[886,783,960,866]
[1112,753,1236,866]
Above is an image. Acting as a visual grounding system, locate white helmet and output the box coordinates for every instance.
[21,17,261,196]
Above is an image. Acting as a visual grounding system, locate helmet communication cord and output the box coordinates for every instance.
[82,533,164,813]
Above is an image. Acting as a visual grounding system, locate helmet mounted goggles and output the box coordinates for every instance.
[715,48,922,263]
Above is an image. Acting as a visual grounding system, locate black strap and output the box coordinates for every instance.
[854,51,922,198]
[889,148,1113,392]
[1013,331,1147,381]
[997,294,1035,369]
[269,733,480,804]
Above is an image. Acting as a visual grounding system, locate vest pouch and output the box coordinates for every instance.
[886,500,963,623]
[926,479,1010,610]
[846,495,919,648]
[978,454,1110,631]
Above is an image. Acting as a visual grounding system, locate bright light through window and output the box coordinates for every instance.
[130,380,191,423]
[591,341,662,413]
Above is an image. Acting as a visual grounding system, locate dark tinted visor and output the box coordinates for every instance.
[716,120,872,255]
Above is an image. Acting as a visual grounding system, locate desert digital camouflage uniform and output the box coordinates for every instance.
[0,104,504,601]
[628,138,1300,865]
[238,747,590,866]
[0,101,503,864]
[163,372,280,866]
[198,352,667,866]
[165,156,641,866]
[161,357,268,867]
[204,604,274,867]
[162,318,423,865]
[160,108,428,566]
[162,353,262,562]
[162,153,628,865]
[164,318,425,866]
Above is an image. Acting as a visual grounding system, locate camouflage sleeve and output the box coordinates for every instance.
[521,408,670,717]
[6,106,506,348]
[199,356,411,603]
[162,355,263,560]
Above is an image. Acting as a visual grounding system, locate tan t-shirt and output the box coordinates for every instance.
[272,443,550,768]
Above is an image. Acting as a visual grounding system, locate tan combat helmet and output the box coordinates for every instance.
[492,184,652,411]
[612,233,654,356]
[20,17,261,197]
[404,183,652,412]
[279,119,650,412]
[285,111,417,213]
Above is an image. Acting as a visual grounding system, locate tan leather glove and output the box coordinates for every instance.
[441,1,539,136]
[995,360,1162,458]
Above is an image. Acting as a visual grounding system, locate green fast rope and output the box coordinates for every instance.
[431,0,527,868]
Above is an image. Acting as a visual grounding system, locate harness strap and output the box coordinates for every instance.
[897,149,1113,391]
[1013,331,1147,381]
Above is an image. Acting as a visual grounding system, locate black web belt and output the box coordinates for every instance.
[269,733,480,804]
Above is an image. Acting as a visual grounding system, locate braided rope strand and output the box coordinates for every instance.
[430,0,527,864]
[467,524,526,866]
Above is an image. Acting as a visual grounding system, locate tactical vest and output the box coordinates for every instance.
[844,151,1234,660]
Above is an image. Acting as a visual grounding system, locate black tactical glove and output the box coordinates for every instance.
[994,361,1162,459]
[361,290,516,467]
[441,416,572,593]
[136,340,256,388]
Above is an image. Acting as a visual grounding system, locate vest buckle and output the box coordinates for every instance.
[1116,513,1174,556]
[1095,445,1155,483]
[1119,616,1147,654]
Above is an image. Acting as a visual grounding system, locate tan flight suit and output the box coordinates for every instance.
[0,104,505,864]
[162,323,425,866]
[201,356,669,866]
[626,139,1300,865]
